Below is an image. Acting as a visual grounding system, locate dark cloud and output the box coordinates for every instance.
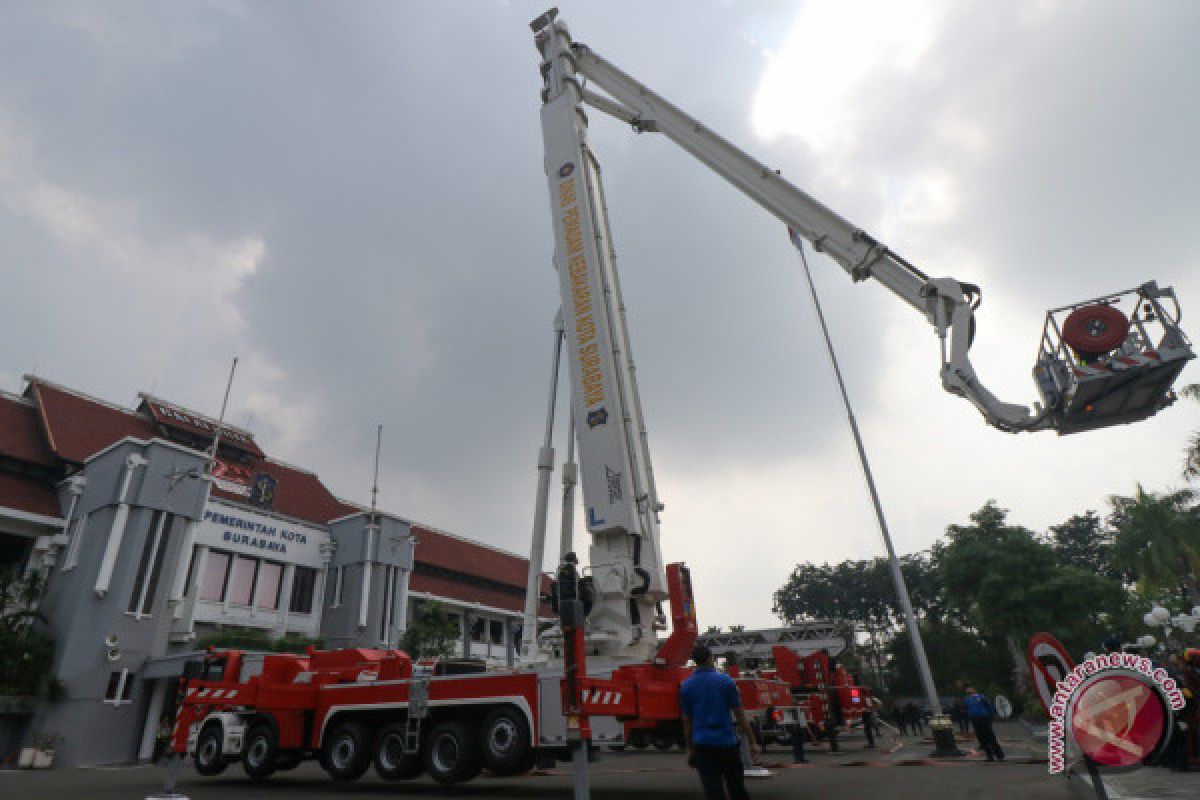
[1,1,1197,627]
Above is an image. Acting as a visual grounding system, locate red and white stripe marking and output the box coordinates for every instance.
[582,689,623,705]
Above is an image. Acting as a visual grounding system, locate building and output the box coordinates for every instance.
[0,376,550,767]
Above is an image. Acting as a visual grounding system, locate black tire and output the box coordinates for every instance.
[651,731,676,751]
[242,722,278,779]
[479,706,535,776]
[628,730,649,749]
[424,720,484,785]
[274,750,303,771]
[373,722,424,781]
[194,723,228,776]
[321,720,372,782]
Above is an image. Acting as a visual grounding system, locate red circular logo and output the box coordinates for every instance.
[1069,674,1166,767]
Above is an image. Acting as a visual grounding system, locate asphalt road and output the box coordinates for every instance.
[2,726,1076,800]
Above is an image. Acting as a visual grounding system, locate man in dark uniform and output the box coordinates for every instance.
[964,686,1005,761]
[682,644,761,800]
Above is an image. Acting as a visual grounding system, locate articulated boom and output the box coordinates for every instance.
[534,13,667,663]
[531,9,1192,437]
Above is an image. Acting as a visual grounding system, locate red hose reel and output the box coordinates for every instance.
[1061,304,1130,359]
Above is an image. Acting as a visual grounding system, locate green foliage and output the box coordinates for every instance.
[195,628,325,654]
[937,502,1126,656]
[0,569,65,701]
[401,600,460,658]
[1046,511,1119,579]
[1109,485,1200,604]
[773,555,943,631]
[886,621,1012,698]
[1182,383,1200,481]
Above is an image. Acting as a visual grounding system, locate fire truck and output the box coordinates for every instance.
[170,7,1192,786]
[692,624,875,745]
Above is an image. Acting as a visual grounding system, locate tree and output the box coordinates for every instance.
[1109,485,1200,605]
[401,600,461,658]
[937,502,1127,684]
[0,569,64,700]
[1047,511,1119,579]
[1183,384,1200,480]
[886,621,1012,699]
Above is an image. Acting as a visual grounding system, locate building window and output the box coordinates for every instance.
[471,617,486,643]
[226,555,257,606]
[127,512,173,617]
[61,514,88,571]
[330,566,344,607]
[289,566,316,614]
[490,619,504,646]
[199,551,230,602]
[254,562,283,610]
[104,669,133,706]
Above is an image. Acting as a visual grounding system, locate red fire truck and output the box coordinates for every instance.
[170,564,802,784]
[171,6,1189,786]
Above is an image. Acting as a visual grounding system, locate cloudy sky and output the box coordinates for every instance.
[2,1,1197,629]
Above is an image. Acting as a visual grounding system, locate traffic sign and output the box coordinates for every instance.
[1027,632,1075,715]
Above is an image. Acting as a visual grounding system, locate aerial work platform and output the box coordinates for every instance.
[1033,282,1193,434]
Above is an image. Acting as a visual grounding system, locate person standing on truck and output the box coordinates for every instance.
[682,644,761,800]
[964,686,1005,762]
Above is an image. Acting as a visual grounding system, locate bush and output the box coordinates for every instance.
[196,628,325,654]
[0,568,65,701]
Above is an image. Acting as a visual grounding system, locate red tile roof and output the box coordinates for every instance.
[140,396,265,459]
[28,379,159,464]
[0,394,56,468]
[412,525,531,588]
[409,571,528,614]
[0,471,62,520]
[210,460,357,527]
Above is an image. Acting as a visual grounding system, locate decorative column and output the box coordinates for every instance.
[171,544,208,639]
[95,453,147,597]
[462,611,472,660]
[274,564,297,638]
[312,539,336,635]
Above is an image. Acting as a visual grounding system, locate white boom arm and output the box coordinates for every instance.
[533,10,1049,437]
[530,8,1194,662]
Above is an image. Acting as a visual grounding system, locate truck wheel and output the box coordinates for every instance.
[322,720,372,781]
[651,731,676,751]
[194,723,228,776]
[628,730,649,749]
[479,707,534,776]
[373,722,423,781]
[242,723,278,779]
[424,720,484,785]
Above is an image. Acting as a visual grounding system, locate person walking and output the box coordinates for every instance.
[953,700,970,734]
[862,701,877,749]
[895,702,909,735]
[682,644,761,800]
[964,686,1005,761]
[904,702,921,736]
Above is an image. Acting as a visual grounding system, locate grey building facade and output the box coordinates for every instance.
[0,377,546,768]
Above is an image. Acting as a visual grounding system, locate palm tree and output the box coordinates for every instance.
[1109,485,1200,605]
[1184,384,1200,481]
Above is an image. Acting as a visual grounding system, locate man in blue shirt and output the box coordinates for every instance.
[681,644,760,800]
[964,686,1005,761]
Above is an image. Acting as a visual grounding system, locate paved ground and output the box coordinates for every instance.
[1,723,1081,800]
